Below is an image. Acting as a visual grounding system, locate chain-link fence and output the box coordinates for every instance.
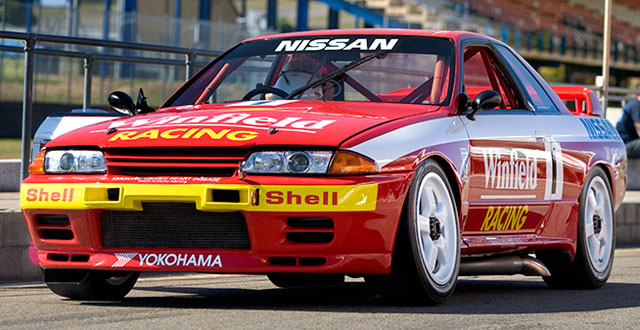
[0,0,249,107]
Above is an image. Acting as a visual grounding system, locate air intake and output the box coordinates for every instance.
[101,203,250,249]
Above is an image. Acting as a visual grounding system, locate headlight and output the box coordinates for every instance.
[243,151,332,174]
[44,150,106,174]
[242,150,378,175]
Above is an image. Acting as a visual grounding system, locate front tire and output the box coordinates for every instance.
[44,269,140,300]
[539,167,615,289]
[376,160,460,305]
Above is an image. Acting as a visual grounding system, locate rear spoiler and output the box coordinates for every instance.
[550,85,603,117]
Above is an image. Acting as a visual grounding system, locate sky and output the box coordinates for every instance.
[41,0,68,7]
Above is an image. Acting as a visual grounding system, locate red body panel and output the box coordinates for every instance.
[23,174,410,274]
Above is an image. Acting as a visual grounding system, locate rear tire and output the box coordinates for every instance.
[44,269,140,300]
[538,167,614,289]
[374,160,460,305]
[267,273,344,288]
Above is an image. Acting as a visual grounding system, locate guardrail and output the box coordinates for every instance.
[0,31,222,180]
[597,86,640,108]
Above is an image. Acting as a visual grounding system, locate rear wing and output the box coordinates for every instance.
[550,85,603,117]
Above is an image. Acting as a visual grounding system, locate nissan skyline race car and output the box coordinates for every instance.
[20,29,626,305]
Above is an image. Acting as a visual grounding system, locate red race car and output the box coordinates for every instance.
[21,29,626,304]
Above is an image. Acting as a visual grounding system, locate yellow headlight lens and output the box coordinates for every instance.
[28,150,45,174]
[328,151,378,175]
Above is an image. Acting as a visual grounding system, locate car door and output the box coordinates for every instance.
[460,44,553,238]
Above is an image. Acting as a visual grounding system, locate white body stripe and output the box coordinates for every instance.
[543,138,564,200]
[461,113,619,144]
[480,194,537,199]
[347,116,468,168]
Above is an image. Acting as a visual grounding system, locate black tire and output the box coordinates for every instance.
[538,167,615,289]
[267,273,344,288]
[373,160,460,305]
[45,269,140,300]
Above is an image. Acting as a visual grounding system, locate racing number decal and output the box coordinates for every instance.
[543,137,563,200]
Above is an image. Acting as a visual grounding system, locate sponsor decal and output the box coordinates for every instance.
[109,113,336,133]
[274,38,398,52]
[479,142,564,201]
[110,176,221,184]
[108,128,258,142]
[483,148,537,190]
[580,117,620,140]
[21,183,378,212]
[480,205,529,231]
[266,190,338,206]
[260,185,377,211]
[110,252,222,268]
[25,188,75,202]
[113,253,138,268]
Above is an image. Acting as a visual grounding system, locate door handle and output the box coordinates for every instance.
[534,130,546,144]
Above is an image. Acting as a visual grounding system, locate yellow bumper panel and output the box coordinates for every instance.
[20,183,378,212]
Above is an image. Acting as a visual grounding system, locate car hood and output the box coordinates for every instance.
[46,100,440,149]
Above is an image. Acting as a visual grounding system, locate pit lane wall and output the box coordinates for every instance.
[0,211,40,282]
[1,202,640,282]
[0,160,20,192]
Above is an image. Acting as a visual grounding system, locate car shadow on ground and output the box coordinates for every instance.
[82,277,640,314]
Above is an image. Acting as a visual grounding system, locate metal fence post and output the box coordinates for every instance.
[185,50,195,80]
[21,36,35,179]
[83,55,94,109]
[601,0,612,116]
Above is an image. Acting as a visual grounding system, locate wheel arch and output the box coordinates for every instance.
[417,154,463,217]
[586,161,615,198]
[391,153,463,253]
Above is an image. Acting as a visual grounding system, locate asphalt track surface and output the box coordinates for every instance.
[2,248,640,329]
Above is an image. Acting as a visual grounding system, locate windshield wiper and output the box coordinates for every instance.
[285,50,389,100]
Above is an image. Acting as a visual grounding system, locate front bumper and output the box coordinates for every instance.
[21,173,410,275]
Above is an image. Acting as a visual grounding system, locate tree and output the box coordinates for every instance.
[1,0,39,28]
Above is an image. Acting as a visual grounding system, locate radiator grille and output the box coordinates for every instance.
[104,147,249,176]
[101,203,250,249]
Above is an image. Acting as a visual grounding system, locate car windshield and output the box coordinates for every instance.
[164,35,455,107]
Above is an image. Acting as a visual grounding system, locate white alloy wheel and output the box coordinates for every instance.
[369,160,460,304]
[414,171,458,289]
[583,175,613,276]
[538,167,614,289]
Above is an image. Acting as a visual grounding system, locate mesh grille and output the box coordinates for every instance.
[104,147,249,176]
[101,203,250,249]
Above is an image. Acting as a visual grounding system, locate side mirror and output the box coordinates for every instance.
[456,93,470,114]
[136,88,156,114]
[108,91,136,116]
[465,90,502,121]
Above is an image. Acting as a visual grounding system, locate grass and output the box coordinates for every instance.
[0,54,184,106]
[0,139,22,159]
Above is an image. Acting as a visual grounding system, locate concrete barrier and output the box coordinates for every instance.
[0,160,20,192]
[0,212,40,282]
[613,202,640,245]
[627,158,640,190]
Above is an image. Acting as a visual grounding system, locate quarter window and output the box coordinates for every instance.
[494,45,559,113]
[462,47,526,110]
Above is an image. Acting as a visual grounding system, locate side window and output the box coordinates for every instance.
[462,47,525,110]
[463,50,492,87]
[494,45,559,114]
